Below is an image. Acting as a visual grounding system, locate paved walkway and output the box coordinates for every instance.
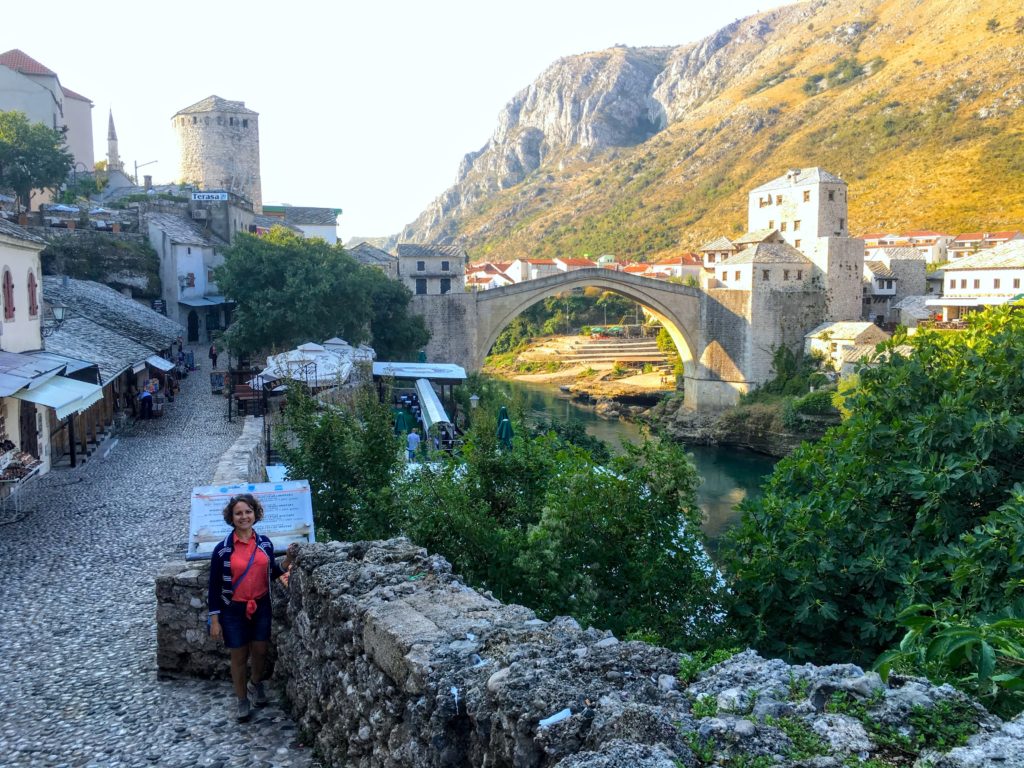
[0,348,319,768]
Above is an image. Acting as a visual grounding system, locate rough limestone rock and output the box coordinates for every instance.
[270,539,1019,768]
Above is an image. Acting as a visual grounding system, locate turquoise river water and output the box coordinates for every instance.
[493,379,777,544]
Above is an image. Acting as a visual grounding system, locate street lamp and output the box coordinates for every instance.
[469,394,479,409]
[41,302,69,337]
[134,159,158,186]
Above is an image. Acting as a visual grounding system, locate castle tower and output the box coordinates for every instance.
[172,95,262,213]
[106,109,124,172]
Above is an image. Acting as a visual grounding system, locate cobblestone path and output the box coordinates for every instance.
[0,349,319,768]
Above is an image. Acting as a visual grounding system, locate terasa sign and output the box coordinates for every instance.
[191,192,229,201]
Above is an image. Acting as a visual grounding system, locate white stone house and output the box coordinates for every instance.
[147,213,227,341]
[698,236,737,270]
[648,253,703,280]
[348,242,398,280]
[553,257,597,272]
[862,260,897,323]
[261,205,342,244]
[926,240,1024,322]
[948,231,1023,261]
[715,242,812,292]
[504,258,558,283]
[747,167,850,246]
[805,321,890,372]
[0,49,94,207]
[396,244,466,295]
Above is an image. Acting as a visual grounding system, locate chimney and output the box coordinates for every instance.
[144,175,153,190]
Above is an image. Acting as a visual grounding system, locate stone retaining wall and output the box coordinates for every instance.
[211,415,265,485]
[156,414,269,677]
[155,536,1020,766]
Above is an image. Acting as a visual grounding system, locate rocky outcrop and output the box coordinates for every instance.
[403,47,673,244]
[399,8,808,245]
[272,538,1019,767]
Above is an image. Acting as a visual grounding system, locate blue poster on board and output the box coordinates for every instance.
[187,479,315,560]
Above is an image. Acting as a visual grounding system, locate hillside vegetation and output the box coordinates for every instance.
[403,0,1024,262]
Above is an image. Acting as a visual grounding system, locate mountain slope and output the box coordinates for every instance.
[401,0,1024,261]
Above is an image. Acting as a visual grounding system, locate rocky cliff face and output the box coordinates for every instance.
[403,47,676,244]
[400,0,1024,260]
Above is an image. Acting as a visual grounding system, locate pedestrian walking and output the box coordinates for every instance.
[209,343,219,369]
[406,427,421,461]
[139,386,153,420]
[207,494,292,722]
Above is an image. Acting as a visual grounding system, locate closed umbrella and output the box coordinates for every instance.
[497,405,509,424]
[497,417,514,450]
[394,409,412,434]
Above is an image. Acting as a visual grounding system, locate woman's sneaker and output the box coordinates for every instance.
[236,697,252,722]
[247,681,269,708]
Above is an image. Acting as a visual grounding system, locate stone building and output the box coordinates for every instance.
[0,49,94,205]
[396,244,466,295]
[260,205,341,243]
[745,167,863,321]
[348,242,398,280]
[173,96,262,214]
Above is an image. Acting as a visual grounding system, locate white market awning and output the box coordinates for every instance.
[12,376,104,420]
[146,355,175,372]
[414,378,451,432]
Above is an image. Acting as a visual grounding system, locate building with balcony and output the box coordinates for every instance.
[925,240,1024,323]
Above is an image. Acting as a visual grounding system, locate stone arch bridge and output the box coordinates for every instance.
[410,268,821,411]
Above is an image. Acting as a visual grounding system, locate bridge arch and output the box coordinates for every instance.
[473,269,702,380]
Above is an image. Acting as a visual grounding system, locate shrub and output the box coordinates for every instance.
[727,308,1024,669]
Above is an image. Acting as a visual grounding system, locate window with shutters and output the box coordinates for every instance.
[2,269,13,320]
[27,271,38,317]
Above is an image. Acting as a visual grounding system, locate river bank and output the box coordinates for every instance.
[486,336,820,457]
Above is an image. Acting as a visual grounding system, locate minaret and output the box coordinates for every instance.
[107,110,124,172]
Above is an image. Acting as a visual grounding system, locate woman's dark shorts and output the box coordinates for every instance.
[220,594,272,648]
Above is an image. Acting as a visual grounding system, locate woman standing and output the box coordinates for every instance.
[207,494,290,721]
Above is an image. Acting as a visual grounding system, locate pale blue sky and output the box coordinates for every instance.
[4,0,780,238]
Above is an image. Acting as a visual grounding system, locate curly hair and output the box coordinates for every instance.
[222,493,265,526]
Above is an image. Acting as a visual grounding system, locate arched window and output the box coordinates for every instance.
[2,269,14,320]
[27,271,38,317]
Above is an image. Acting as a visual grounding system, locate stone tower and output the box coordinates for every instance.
[172,95,262,213]
[106,109,124,172]
[746,167,863,321]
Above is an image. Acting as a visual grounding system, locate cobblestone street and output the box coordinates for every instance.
[0,349,318,768]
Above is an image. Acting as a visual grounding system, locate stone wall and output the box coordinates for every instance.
[156,414,269,677]
[156,536,1020,766]
[211,415,266,485]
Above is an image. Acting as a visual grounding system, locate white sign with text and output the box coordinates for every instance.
[187,479,315,560]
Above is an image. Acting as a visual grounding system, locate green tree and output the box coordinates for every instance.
[215,227,428,357]
[280,383,402,540]
[726,307,1024,665]
[394,416,726,649]
[0,110,73,212]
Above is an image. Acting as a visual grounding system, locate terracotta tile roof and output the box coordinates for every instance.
[657,253,702,266]
[556,258,597,267]
[623,264,650,273]
[0,49,56,76]
[60,85,91,102]
[954,231,1022,243]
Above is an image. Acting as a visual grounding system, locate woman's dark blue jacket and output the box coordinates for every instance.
[207,529,283,615]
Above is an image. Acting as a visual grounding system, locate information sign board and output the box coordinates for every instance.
[187,479,315,560]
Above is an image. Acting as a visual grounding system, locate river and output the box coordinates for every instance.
[493,379,777,545]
